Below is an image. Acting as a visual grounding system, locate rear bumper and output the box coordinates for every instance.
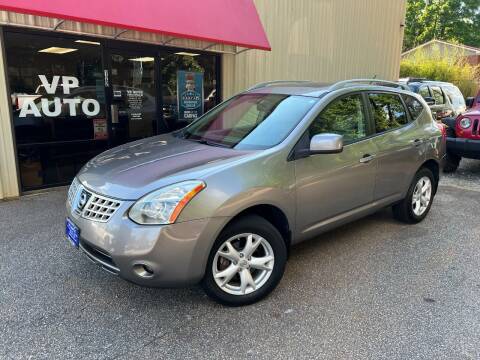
[446,137,480,160]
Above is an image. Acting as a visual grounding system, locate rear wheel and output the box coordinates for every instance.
[393,168,436,224]
[443,152,460,173]
[202,215,287,306]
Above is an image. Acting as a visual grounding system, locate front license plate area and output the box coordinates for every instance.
[66,217,80,248]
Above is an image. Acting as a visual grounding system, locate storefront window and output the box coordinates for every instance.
[161,52,219,130]
[5,31,107,190]
[4,29,221,192]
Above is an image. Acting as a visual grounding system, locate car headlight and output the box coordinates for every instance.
[459,117,472,129]
[128,180,206,225]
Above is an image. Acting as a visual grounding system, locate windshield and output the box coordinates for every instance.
[177,93,317,150]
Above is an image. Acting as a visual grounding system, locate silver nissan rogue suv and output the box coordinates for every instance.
[66,80,446,306]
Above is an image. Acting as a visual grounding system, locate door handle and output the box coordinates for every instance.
[412,139,423,147]
[359,154,376,163]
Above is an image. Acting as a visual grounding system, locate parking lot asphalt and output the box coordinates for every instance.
[1,160,480,360]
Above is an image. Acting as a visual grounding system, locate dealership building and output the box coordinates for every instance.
[0,0,406,199]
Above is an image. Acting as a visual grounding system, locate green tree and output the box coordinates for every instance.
[400,48,480,96]
[404,0,480,51]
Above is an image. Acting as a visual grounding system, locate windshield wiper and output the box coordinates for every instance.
[188,138,232,148]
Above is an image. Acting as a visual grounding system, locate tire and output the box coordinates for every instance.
[393,167,436,224]
[202,215,287,306]
[443,152,460,173]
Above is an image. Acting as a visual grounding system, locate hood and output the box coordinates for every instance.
[467,91,480,112]
[78,134,250,199]
[465,102,480,115]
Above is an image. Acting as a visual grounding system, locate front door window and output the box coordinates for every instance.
[309,94,370,144]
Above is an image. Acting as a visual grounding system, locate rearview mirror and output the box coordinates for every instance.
[310,134,343,154]
[423,96,435,106]
[466,97,474,108]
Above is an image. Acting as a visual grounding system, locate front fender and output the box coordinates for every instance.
[178,150,296,226]
[212,186,296,229]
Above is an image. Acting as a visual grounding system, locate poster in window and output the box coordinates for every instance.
[177,70,204,122]
[93,118,108,140]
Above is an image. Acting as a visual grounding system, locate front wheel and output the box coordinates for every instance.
[202,215,287,306]
[393,168,436,224]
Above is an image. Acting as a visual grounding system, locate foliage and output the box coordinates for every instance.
[400,46,480,97]
[312,95,410,143]
[404,0,480,51]
[369,94,408,133]
[312,95,366,143]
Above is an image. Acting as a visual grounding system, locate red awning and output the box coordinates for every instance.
[0,0,271,50]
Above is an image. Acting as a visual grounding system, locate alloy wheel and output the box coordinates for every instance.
[212,233,275,296]
[412,176,432,216]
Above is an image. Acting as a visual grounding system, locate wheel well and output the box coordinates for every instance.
[421,159,439,192]
[227,205,291,249]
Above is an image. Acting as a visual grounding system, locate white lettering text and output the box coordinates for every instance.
[41,98,61,117]
[19,98,41,117]
[82,99,100,116]
[61,76,79,94]
[63,98,82,116]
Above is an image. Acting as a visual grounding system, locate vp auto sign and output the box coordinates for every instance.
[19,75,101,117]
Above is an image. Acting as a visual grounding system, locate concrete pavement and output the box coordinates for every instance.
[1,160,479,359]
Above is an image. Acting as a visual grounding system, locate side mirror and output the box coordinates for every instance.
[423,96,435,106]
[466,97,474,108]
[310,133,343,154]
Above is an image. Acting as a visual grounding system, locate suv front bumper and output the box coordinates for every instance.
[66,202,228,287]
[446,137,480,160]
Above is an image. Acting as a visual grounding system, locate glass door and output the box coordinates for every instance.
[108,49,158,145]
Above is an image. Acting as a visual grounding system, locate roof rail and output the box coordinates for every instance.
[247,80,312,91]
[399,77,427,83]
[330,79,410,91]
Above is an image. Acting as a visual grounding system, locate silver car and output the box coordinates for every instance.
[66,80,446,306]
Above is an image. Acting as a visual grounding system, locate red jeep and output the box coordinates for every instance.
[443,90,480,172]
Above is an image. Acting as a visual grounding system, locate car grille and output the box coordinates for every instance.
[472,119,479,137]
[82,194,122,222]
[67,177,80,206]
[68,178,122,223]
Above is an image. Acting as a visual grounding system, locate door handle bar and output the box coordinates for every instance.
[359,154,376,163]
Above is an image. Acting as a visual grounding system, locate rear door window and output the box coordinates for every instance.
[419,86,430,99]
[402,95,425,121]
[431,86,445,105]
[368,93,409,133]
